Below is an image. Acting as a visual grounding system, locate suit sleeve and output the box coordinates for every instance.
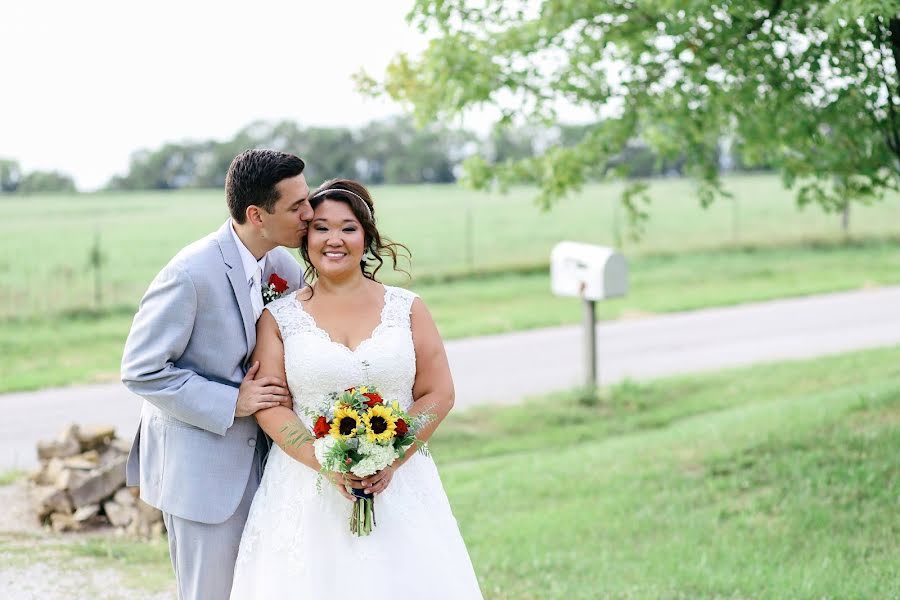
[121,264,238,435]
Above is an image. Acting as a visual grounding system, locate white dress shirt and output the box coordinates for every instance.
[230,220,268,321]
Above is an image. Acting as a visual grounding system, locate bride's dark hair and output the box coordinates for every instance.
[300,178,410,286]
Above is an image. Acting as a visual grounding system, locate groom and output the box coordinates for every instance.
[121,149,311,599]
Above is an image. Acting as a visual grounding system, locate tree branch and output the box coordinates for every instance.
[743,0,784,38]
[889,17,900,105]
[875,17,900,161]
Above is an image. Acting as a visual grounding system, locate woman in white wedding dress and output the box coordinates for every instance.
[229,179,483,599]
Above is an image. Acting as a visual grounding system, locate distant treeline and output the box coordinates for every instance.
[0,116,768,194]
[107,117,470,191]
[0,160,76,194]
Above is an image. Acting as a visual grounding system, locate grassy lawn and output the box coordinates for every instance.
[1,346,897,598]
[420,235,900,339]
[435,344,900,598]
[3,174,899,318]
[2,234,899,393]
[2,174,898,393]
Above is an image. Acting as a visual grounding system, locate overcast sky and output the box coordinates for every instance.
[0,0,434,189]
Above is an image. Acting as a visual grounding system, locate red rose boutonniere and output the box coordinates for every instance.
[262,273,289,304]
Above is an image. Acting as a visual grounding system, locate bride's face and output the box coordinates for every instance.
[307,199,366,278]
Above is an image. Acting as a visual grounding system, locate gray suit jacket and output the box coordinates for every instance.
[121,220,305,524]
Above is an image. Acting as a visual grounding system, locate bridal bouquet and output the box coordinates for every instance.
[292,385,430,536]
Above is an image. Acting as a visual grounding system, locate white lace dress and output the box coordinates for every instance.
[230,286,483,599]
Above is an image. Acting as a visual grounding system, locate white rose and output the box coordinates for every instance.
[313,436,337,468]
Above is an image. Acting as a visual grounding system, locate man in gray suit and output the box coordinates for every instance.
[121,149,312,599]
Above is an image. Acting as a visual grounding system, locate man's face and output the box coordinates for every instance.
[258,174,312,249]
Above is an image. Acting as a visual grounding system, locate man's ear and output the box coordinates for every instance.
[246,205,262,226]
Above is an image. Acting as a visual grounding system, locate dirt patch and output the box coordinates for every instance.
[0,483,174,599]
[0,483,41,535]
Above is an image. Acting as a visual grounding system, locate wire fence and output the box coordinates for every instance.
[3,180,898,321]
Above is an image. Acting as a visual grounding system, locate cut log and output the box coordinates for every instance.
[68,456,127,509]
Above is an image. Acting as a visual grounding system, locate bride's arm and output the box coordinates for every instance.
[403,297,455,460]
[251,311,320,471]
[359,297,454,496]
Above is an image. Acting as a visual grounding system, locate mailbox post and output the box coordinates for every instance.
[550,242,628,398]
[583,294,597,392]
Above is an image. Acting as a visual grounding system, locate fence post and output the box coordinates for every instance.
[465,205,474,272]
[89,232,104,309]
[732,196,740,243]
[841,202,850,236]
[612,196,622,248]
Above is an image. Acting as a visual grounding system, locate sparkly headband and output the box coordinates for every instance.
[311,187,373,221]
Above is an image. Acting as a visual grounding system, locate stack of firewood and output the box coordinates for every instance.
[28,424,164,538]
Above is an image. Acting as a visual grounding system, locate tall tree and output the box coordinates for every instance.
[369,1,900,220]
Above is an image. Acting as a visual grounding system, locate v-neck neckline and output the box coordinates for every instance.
[292,285,390,354]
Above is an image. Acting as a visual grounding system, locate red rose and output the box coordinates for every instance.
[268,273,289,293]
[363,392,383,408]
[313,416,330,439]
[395,419,408,436]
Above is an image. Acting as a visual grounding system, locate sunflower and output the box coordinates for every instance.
[330,406,362,440]
[363,404,398,443]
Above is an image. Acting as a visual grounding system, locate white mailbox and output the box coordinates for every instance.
[551,242,628,301]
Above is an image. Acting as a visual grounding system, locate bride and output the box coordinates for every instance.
[229,179,483,599]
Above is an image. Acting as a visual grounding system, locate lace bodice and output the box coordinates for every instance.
[264,286,418,426]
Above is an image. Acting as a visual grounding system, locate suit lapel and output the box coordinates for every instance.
[216,220,257,364]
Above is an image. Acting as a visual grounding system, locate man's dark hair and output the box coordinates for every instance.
[225,149,305,223]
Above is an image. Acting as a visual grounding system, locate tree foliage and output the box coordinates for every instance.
[17,170,77,194]
[107,117,474,190]
[370,0,900,217]
[0,159,76,194]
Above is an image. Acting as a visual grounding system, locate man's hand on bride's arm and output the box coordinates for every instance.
[245,311,321,473]
[235,361,292,417]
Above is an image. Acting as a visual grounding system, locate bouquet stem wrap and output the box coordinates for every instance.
[350,487,376,536]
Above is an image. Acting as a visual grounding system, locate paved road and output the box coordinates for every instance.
[3,285,899,470]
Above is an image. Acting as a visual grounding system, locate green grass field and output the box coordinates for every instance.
[3,236,899,393]
[2,174,899,393]
[3,174,899,317]
[437,345,900,598]
[2,346,896,598]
